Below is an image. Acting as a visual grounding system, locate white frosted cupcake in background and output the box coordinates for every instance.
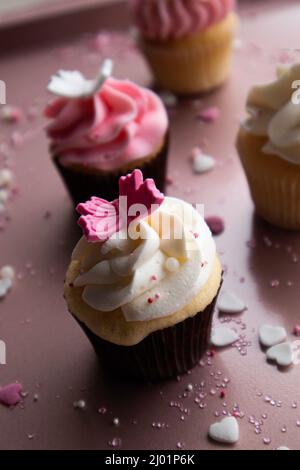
[237,62,300,230]
[64,169,222,381]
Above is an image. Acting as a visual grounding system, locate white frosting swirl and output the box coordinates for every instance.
[72,197,216,322]
[243,62,300,164]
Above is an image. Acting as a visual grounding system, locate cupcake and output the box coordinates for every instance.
[64,169,222,381]
[130,0,238,95]
[237,62,300,230]
[45,60,169,207]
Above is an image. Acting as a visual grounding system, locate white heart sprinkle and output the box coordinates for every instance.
[211,327,239,347]
[277,446,290,450]
[208,417,239,444]
[217,291,246,314]
[193,153,215,174]
[266,342,293,367]
[259,324,287,348]
[159,91,178,108]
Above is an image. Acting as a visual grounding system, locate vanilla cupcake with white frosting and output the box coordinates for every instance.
[64,169,222,381]
[237,62,300,230]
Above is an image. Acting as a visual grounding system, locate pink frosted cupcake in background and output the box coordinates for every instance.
[130,0,238,95]
[45,60,169,206]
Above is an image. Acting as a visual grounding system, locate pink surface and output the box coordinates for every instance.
[1,0,300,450]
[0,0,119,28]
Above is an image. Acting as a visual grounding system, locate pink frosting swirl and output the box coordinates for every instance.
[130,0,235,41]
[45,78,168,172]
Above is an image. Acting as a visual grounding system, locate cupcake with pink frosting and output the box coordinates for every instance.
[45,60,169,206]
[130,0,238,95]
[64,169,222,381]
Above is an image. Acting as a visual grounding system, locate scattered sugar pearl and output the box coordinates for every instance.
[0,169,14,188]
[27,433,35,440]
[147,297,154,304]
[108,437,122,448]
[165,257,180,272]
[159,91,178,108]
[186,384,193,392]
[1,265,15,281]
[112,417,120,426]
[281,426,287,433]
[0,105,23,123]
[98,406,107,414]
[73,399,86,410]
[33,394,39,402]
[270,279,280,288]
[196,106,220,123]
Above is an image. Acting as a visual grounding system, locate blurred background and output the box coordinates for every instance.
[0,0,49,13]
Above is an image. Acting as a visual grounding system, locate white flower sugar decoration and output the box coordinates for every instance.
[48,59,114,99]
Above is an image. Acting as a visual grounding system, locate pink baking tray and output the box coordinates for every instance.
[1,0,300,450]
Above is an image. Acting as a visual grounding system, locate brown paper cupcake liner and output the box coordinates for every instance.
[74,283,221,382]
[53,134,169,208]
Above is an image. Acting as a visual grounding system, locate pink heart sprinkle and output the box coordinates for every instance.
[197,106,220,123]
[0,382,23,407]
[205,216,225,236]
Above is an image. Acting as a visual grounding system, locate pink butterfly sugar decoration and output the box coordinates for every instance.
[77,169,164,242]
[119,169,164,221]
[77,197,120,243]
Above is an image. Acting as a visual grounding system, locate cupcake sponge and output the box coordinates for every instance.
[237,127,300,230]
[141,13,238,95]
